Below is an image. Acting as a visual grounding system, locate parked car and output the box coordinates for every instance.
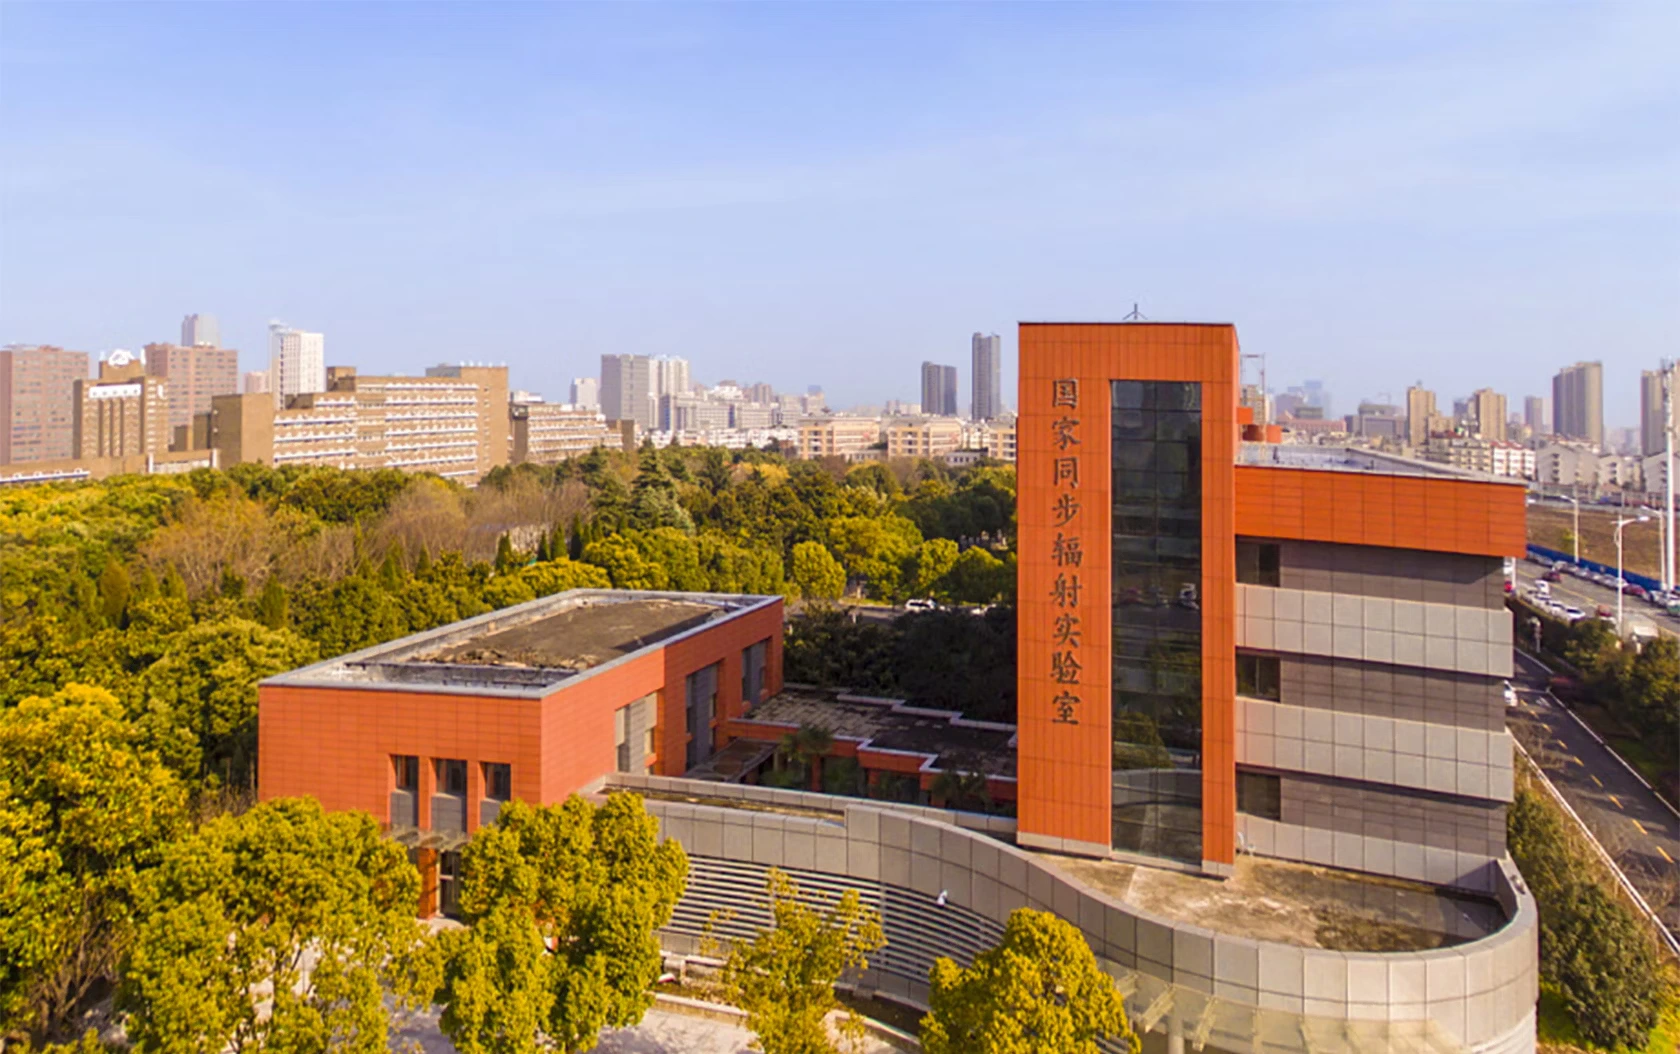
[1503,681,1518,707]
[1560,605,1588,621]
[1503,580,1515,595]
[904,598,937,612]
[1625,583,1648,600]
[1541,569,1562,583]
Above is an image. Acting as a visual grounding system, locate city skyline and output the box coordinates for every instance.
[2,4,1673,421]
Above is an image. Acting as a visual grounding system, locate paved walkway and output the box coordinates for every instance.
[390,1003,905,1053]
[1508,650,1680,944]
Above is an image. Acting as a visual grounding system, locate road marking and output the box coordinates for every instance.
[1660,847,1675,865]
[1633,819,1652,835]
[1591,774,1604,789]
[1571,755,1584,767]
[1610,794,1624,810]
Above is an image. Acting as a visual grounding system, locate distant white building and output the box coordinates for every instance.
[569,377,599,410]
[1535,440,1641,491]
[267,322,325,409]
[1421,437,1535,480]
[181,313,220,348]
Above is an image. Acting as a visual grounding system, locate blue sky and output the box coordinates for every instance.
[2,2,1675,424]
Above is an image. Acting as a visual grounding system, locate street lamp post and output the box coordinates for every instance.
[1615,514,1651,634]
[1569,493,1581,564]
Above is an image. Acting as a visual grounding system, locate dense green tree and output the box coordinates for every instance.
[714,869,884,1054]
[1622,635,1680,741]
[96,561,131,628]
[939,547,1014,604]
[826,515,922,601]
[782,607,899,695]
[118,798,427,1054]
[697,448,734,494]
[581,535,669,591]
[481,558,612,609]
[136,618,319,786]
[435,794,688,1054]
[909,539,960,599]
[627,528,708,591]
[1507,788,1664,1050]
[921,909,1135,1054]
[1551,883,1662,1048]
[253,576,288,629]
[892,609,1016,723]
[0,686,188,1044]
[790,541,846,601]
[291,575,407,657]
[433,907,555,1054]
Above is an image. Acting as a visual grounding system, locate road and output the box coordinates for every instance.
[1511,559,1675,640]
[1507,649,1680,941]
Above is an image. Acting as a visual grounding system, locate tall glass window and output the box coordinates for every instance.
[1111,381,1203,863]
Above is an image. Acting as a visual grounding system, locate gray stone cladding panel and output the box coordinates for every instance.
[1238,697,1515,803]
[1238,585,1514,682]
[1266,768,1509,858]
[1279,653,1509,733]
[614,774,1538,1053]
[1262,539,1506,609]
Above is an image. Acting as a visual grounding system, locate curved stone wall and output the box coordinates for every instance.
[611,774,1538,1054]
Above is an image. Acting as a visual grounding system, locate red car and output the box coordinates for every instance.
[1541,569,1562,582]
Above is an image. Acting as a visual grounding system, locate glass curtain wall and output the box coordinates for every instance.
[1111,381,1204,863]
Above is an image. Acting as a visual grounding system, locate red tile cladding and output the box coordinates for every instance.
[257,600,784,826]
[1017,323,1239,865]
[1234,467,1527,558]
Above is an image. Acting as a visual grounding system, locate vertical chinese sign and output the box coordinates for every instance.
[1049,378,1084,727]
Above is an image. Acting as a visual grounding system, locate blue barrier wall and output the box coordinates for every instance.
[1526,543,1662,594]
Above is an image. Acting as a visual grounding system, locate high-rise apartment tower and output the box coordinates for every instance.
[971,332,1002,420]
[921,361,958,417]
[268,323,326,409]
[1405,384,1436,447]
[1640,365,1678,457]
[600,354,654,431]
[1552,362,1603,449]
[1469,388,1507,442]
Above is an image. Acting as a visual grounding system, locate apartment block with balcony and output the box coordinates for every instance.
[509,401,614,465]
[206,365,512,481]
[884,416,965,458]
[797,416,883,458]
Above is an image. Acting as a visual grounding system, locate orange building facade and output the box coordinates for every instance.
[1017,322,1527,879]
[258,591,782,913]
[1017,323,1239,871]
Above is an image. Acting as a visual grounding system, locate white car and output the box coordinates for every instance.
[1503,681,1518,707]
[1559,605,1587,622]
[904,598,937,612]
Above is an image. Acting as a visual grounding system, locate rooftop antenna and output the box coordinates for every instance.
[1121,303,1147,322]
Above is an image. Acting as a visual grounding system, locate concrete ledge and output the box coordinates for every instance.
[633,776,1539,1053]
